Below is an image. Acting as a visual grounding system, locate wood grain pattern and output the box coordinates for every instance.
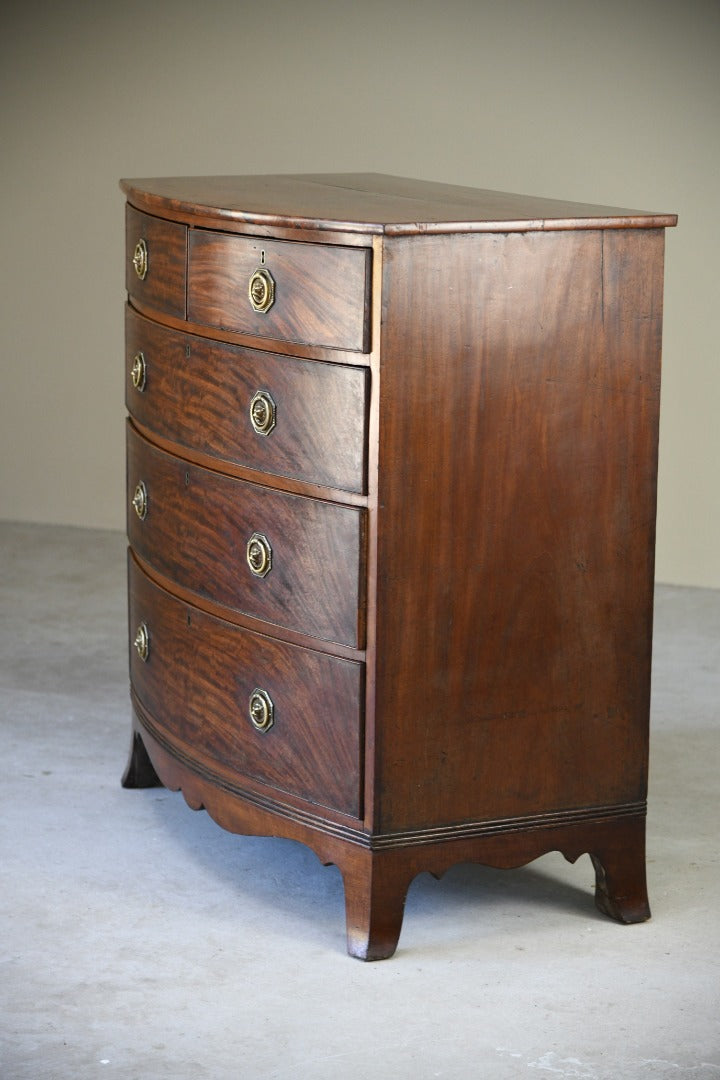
[127,423,366,647]
[128,557,364,816]
[121,173,676,235]
[125,306,368,492]
[122,174,675,958]
[372,227,664,832]
[122,719,649,957]
[125,205,186,319]
[188,229,370,351]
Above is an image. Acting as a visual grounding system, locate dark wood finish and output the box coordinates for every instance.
[127,423,365,647]
[128,557,363,816]
[122,174,675,958]
[125,306,368,492]
[121,173,677,235]
[120,721,650,959]
[188,229,370,351]
[125,206,186,319]
[372,227,664,832]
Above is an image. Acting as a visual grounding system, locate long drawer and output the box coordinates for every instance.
[129,557,363,817]
[127,424,366,648]
[125,307,368,493]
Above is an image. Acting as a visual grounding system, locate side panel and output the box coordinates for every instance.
[373,229,665,832]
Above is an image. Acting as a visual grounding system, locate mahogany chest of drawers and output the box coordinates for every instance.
[121,173,676,959]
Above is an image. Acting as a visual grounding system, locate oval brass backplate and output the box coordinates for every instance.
[132,238,148,280]
[249,687,274,732]
[131,351,146,391]
[134,622,149,662]
[132,481,148,521]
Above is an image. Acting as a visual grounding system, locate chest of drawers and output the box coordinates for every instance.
[120,173,676,959]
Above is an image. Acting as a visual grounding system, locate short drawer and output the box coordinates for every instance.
[126,206,187,319]
[127,425,365,648]
[129,558,363,816]
[125,307,368,493]
[188,229,370,351]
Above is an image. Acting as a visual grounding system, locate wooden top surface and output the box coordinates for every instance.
[120,173,677,235]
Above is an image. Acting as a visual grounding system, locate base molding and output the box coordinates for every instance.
[123,710,651,959]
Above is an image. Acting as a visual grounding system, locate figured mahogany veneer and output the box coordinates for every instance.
[188,229,371,350]
[127,423,366,647]
[125,307,368,493]
[121,173,676,959]
[125,206,186,319]
[128,558,363,816]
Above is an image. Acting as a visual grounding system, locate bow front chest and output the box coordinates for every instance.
[121,173,676,958]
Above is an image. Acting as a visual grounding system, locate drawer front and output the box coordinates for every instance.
[188,229,370,351]
[129,558,363,816]
[126,206,187,319]
[125,307,368,493]
[127,425,365,648]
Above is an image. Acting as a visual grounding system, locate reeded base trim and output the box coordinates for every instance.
[124,705,651,959]
[130,693,365,843]
[370,801,647,849]
[132,693,646,849]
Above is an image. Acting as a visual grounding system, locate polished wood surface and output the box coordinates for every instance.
[372,227,663,831]
[188,229,370,350]
[125,206,186,319]
[126,718,650,960]
[127,424,366,647]
[122,173,676,958]
[125,307,368,493]
[129,557,363,816]
[121,173,677,235]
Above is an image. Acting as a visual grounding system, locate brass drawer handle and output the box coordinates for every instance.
[134,622,150,662]
[132,481,148,521]
[246,532,272,578]
[249,687,274,732]
[249,267,275,313]
[131,351,146,391]
[132,238,148,280]
[249,390,276,436]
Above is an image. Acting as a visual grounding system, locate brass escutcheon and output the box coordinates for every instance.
[131,351,146,391]
[249,389,276,436]
[132,481,147,521]
[246,532,272,578]
[132,238,148,280]
[249,267,275,313]
[249,687,274,732]
[134,622,149,662]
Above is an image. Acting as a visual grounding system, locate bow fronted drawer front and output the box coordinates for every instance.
[125,206,187,320]
[125,307,368,493]
[188,230,371,351]
[129,558,363,817]
[127,424,366,648]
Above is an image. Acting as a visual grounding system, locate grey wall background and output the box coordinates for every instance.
[1,0,718,586]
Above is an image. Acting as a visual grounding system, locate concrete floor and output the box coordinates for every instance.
[1,521,718,1080]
